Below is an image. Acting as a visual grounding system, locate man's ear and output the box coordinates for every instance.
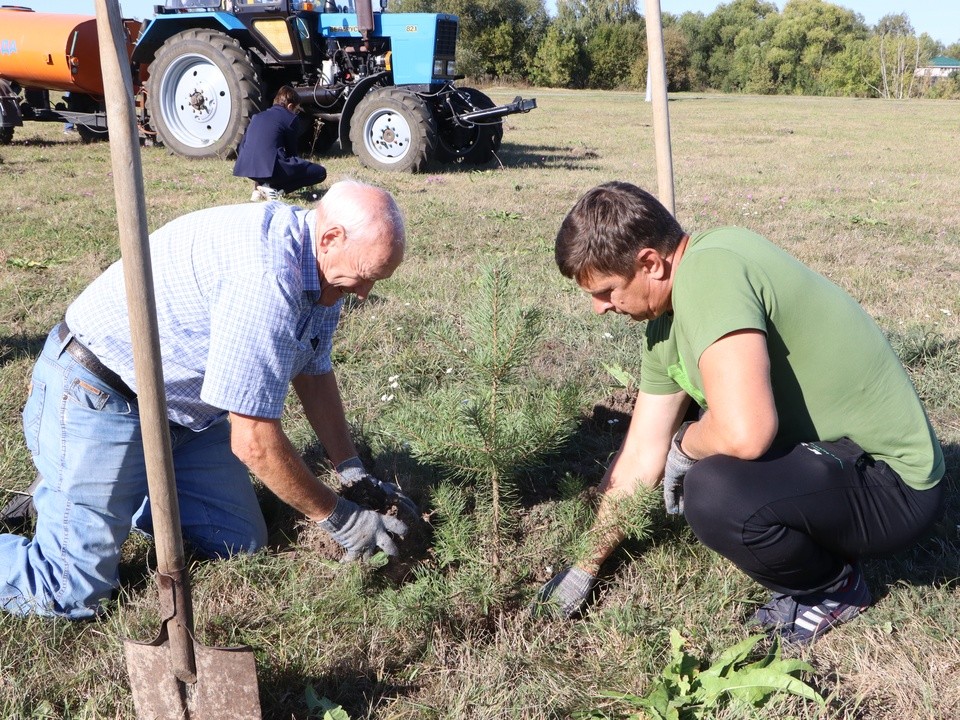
[636,247,668,279]
[317,224,346,253]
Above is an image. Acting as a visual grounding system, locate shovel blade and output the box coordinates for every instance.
[125,629,261,720]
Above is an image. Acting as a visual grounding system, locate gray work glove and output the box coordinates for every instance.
[318,496,408,562]
[664,422,697,515]
[336,456,418,516]
[531,566,597,619]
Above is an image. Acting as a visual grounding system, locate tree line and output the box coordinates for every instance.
[394,0,960,98]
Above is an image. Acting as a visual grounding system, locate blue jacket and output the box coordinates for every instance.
[233,104,300,179]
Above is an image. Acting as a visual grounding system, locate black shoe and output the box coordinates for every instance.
[0,474,41,531]
[748,565,872,645]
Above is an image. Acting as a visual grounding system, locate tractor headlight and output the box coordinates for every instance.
[434,59,444,76]
[446,60,456,76]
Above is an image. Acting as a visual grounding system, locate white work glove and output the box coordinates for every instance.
[530,566,597,619]
[663,422,696,515]
[318,496,408,562]
[336,456,418,515]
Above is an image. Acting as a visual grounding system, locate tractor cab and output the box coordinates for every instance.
[149,0,327,70]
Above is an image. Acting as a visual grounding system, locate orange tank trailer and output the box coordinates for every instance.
[0,7,142,97]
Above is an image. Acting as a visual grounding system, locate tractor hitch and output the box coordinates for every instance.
[454,95,537,125]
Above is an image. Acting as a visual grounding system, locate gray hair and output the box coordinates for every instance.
[319,179,405,251]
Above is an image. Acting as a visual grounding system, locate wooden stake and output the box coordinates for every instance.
[644,0,675,216]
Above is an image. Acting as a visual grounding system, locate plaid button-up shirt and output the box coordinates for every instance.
[66,201,341,430]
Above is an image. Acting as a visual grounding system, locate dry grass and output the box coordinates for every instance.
[0,90,957,719]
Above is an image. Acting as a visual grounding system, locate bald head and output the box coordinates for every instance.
[313,180,406,305]
[318,180,405,259]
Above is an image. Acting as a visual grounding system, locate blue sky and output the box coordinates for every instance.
[20,0,960,45]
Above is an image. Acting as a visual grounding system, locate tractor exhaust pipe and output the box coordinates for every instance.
[294,84,342,108]
[356,0,374,44]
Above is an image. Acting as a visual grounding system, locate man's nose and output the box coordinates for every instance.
[592,297,613,314]
[353,280,375,300]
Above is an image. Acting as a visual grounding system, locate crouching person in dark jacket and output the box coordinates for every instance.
[234,85,327,201]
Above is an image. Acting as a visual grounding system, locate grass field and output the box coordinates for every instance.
[0,89,958,719]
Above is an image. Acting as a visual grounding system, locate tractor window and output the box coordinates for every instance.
[252,17,296,55]
[163,0,221,8]
[229,0,285,8]
[296,16,310,39]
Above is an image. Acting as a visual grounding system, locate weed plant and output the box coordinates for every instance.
[587,630,823,719]
[0,91,958,719]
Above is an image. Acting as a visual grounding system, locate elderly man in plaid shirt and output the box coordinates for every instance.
[0,180,412,619]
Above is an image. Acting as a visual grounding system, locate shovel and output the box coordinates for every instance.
[94,2,261,717]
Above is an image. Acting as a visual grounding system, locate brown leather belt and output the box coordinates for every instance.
[58,322,137,401]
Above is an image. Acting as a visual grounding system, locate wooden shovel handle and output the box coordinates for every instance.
[94,0,196,682]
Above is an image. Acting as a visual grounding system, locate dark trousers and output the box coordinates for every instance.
[255,159,327,193]
[683,438,946,596]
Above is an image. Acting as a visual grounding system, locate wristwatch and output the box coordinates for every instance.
[674,421,694,456]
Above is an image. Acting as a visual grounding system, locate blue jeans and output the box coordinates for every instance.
[0,325,267,619]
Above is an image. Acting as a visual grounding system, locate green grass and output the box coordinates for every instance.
[1,90,958,719]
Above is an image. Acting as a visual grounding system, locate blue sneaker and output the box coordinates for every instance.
[749,565,872,645]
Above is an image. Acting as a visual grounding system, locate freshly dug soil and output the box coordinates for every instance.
[300,389,636,579]
[588,388,636,431]
[303,477,433,582]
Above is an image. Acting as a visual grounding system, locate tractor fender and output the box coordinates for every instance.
[337,71,391,153]
[132,12,248,66]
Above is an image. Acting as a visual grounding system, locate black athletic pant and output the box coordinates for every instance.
[256,159,327,194]
[683,437,946,596]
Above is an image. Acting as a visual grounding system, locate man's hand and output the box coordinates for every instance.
[663,422,697,515]
[530,566,597,619]
[336,456,418,515]
[318,496,408,562]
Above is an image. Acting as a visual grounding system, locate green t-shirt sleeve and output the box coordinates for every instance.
[673,247,769,371]
[640,315,682,395]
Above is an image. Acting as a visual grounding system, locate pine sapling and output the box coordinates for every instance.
[388,263,579,570]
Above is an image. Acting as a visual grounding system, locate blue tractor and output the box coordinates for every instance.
[135,0,537,171]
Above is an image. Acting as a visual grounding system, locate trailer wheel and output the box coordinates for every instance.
[350,87,435,173]
[75,126,104,144]
[435,88,503,165]
[67,94,108,144]
[147,29,263,159]
[0,127,12,145]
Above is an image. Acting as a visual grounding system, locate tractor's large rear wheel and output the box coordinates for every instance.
[435,87,503,165]
[350,87,436,173]
[147,29,263,159]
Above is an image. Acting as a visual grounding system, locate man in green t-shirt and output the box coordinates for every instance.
[534,181,946,644]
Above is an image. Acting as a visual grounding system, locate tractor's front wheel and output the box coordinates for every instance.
[0,127,12,145]
[146,29,263,158]
[434,87,503,165]
[349,87,436,173]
